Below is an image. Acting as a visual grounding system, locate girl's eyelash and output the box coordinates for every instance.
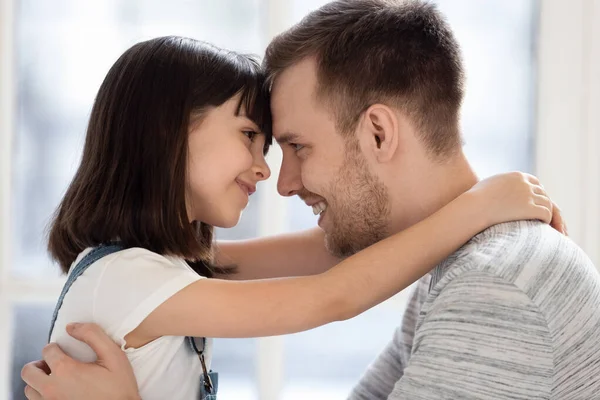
[242,130,258,141]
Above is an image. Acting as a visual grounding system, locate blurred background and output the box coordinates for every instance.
[0,0,598,399]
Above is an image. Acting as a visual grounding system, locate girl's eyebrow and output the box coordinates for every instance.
[239,116,261,132]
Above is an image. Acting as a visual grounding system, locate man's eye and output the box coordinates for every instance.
[290,143,305,151]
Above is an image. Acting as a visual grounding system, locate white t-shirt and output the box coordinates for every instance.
[50,247,210,400]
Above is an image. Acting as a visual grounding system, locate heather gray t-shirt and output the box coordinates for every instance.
[349,221,600,400]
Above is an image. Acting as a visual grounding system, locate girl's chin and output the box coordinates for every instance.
[191,205,243,229]
[212,212,243,229]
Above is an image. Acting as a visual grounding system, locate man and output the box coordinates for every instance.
[22,1,600,399]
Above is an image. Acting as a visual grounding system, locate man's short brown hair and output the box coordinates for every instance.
[264,0,465,157]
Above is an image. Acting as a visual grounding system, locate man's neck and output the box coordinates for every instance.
[388,151,478,235]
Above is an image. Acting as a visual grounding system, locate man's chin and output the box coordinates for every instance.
[324,233,357,259]
[324,228,388,259]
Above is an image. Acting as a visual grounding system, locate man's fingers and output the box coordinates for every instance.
[24,385,43,400]
[21,361,51,393]
[41,343,70,372]
[67,323,123,367]
[33,360,51,375]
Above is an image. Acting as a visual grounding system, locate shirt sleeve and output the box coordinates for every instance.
[92,248,203,347]
[387,270,554,400]
[348,277,430,400]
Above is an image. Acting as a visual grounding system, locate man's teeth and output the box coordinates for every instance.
[312,201,327,215]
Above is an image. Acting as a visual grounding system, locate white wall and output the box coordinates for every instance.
[0,0,15,396]
[536,0,600,267]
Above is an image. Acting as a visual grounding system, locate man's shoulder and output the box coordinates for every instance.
[429,220,599,312]
[438,221,584,281]
[457,220,561,264]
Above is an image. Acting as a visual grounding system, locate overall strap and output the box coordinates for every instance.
[189,336,217,395]
[48,244,125,342]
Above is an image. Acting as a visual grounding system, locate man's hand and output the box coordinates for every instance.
[21,323,140,400]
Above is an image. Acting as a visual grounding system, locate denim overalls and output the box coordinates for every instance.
[48,244,219,400]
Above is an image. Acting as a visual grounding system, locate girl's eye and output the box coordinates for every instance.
[242,130,258,141]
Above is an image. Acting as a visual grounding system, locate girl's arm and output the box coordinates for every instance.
[213,228,340,280]
[214,180,565,282]
[127,172,552,344]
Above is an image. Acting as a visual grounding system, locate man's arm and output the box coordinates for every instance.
[348,277,430,400]
[388,270,554,400]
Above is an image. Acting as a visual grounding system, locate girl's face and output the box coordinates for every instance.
[187,93,271,228]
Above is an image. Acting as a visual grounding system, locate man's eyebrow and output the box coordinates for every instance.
[275,132,301,145]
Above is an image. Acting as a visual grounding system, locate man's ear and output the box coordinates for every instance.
[358,104,399,163]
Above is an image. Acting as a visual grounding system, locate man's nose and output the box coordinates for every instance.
[277,157,302,197]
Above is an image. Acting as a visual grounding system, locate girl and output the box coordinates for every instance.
[47,36,556,400]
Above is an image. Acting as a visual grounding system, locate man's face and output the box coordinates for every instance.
[271,58,391,258]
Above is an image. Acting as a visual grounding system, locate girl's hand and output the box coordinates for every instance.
[466,172,566,234]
